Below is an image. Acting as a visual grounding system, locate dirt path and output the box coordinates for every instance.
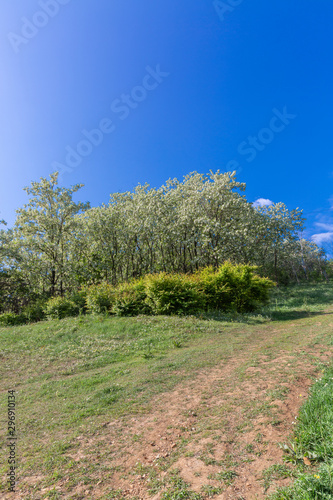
[58,316,333,499]
[7,313,333,499]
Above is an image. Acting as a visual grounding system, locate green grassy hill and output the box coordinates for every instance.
[1,283,333,499]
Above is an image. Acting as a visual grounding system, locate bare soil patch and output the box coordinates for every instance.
[68,351,331,498]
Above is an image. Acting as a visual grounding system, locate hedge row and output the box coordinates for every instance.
[0,263,275,325]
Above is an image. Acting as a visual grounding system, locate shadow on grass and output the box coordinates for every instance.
[269,309,333,322]
[271,282,333,308]
[199,309,333,325]
[196,282,333,324]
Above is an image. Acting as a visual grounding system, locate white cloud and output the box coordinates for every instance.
[253,198,274,208]
[314,222,333,231]
[311,232,333,245]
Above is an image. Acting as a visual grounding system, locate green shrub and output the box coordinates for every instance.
[82,264,274,317]
[194,266,231,310]
[199,262,275,313]
[85,283,114,314]
[69,289,88,314]
[144,273,205,315]
[23,301,46,323]
[0,312,27,326]
[44,297,79,320]
[112,280,151,316]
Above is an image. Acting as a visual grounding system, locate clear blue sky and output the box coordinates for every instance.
[1,1,333,248]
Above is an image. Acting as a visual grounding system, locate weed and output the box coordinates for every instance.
[255,433,264,443]
[173,338,183,348]
[161,469,203,499]
[261,464,293,492]
[201,484,223,497]
[209,470,238,486]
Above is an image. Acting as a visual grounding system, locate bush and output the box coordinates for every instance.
[23,300,46,323]
[69,289,88,314]
[85,283,114,314]
[144,273,205,315]
[0,312,27,326]
[44,297,79,320]
[112,280,151,316]
[197,262,274,313]
[194,266,231,310]
[81,264,275,317]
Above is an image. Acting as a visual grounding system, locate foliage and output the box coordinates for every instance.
[23,300,46,322]
[111,280,151,316]
[82,263,275,318]
[44,296,79,320]
[85,282,114,314]
[196,262,275,312]
[69,289,88,314]
[144,273,205,315]
[71,171,311,286]
[142,264,274,316]
[13,172,90,297]
[0,312,27,326]
[0,171,329,315]
[193,266,230,310]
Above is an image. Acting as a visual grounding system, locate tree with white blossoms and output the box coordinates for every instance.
[250,202,305,282]
[74,170,319,286]
[13,172,90,296]
[77,171,252,282]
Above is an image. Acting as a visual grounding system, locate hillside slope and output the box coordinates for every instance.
[1,284,333,499]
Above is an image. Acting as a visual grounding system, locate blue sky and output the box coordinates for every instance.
[1,1,333,249]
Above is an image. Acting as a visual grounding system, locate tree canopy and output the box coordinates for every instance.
[0,170,329,313]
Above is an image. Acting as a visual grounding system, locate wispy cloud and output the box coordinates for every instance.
[311,232,333,245]
[310,199,333,247]
[314,222,333,232]
[253,198,274,208]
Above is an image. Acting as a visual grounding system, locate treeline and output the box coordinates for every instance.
[0,170,329,314]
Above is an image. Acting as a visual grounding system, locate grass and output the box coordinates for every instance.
[160,469,203,499]
[268,462,333,499]
[0,314,266,496]
[208,470,238,486]
[293,367,333,460]
[1,281,333,498]
[268,364,333,498]
[263,281,333,320]
[0,315,266,430]
[261,465,294,493]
